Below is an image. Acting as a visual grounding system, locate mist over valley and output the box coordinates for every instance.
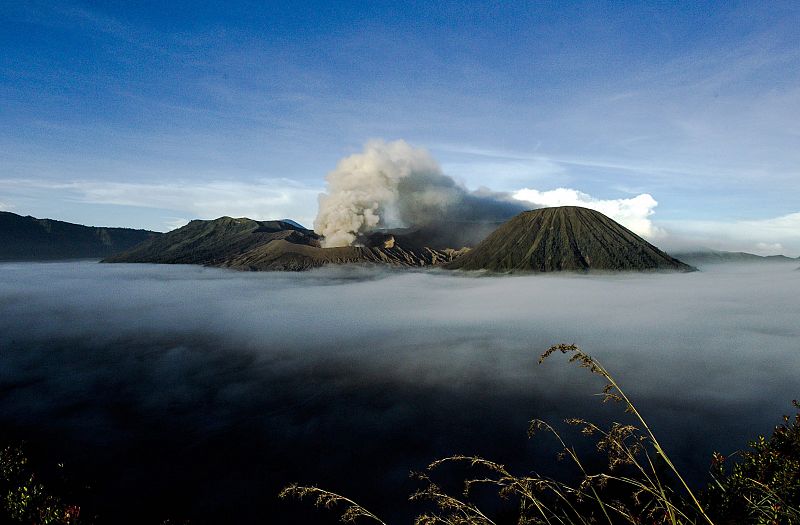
[1,260,797,523]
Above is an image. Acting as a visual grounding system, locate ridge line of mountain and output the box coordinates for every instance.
[0,211,160,261]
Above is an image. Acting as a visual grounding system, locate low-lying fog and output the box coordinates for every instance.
[0,261,798,523]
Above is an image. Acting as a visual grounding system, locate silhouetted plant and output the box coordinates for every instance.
[279,484,388,524]
[283,344,797,524]
[0,444,83,524]
[705,400,800,524]
[405,344,714,525]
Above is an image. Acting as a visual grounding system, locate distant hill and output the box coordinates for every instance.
[669,249,799,266]
[0,211,159,261]
[445,206,695,273]
[278,219,307,230]
[104,217,464,271]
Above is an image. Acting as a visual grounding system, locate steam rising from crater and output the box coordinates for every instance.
[314,140,526,247]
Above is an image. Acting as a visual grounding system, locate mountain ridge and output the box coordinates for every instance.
[104,217,464,270]
[669,249,799,266]
[0,211,159,261]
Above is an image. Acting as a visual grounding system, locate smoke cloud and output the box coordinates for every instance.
[314,140,526,247]
[1,261,798,523]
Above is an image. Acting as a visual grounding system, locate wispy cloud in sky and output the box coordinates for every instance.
[662,212,800,256]
[0,178,321,231]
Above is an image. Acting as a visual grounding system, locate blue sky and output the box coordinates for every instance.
[1,1,799,254]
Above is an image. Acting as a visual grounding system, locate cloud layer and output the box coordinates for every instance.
[0,261,798,523]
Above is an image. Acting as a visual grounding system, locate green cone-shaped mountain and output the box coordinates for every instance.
[445,206,694,272]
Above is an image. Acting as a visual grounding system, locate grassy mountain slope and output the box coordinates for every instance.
[103,217,309,265]
[445,206,694,272]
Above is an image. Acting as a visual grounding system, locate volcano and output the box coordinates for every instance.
[103,217,463,270]
[445,206,694,272]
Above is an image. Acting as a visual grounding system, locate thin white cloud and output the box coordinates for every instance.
[440,159,564,191]
[662,212,800,257]
[513,187,663,239]
[162,217,192,232]
[755,242,785,254]
[0,178,322,231]
[547,36,800,191]
[435,143,701,179]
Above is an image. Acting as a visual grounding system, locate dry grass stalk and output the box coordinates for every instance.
[282,344,722,525]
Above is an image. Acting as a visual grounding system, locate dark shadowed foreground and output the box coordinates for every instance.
[0,261,797,523]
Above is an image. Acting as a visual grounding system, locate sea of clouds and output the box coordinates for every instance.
[0,261,798,523]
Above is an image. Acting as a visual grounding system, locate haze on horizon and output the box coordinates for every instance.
[1,2,799,255]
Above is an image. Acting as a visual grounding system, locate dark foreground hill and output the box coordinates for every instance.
[104,217,464,270]
[445,206,694,272]
[0,211,159,261]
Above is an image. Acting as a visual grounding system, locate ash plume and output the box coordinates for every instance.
[313,140,527,247]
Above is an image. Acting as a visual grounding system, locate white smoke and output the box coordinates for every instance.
[314,140,526,247]
[314,140,437,247]
[513,187,663,238]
